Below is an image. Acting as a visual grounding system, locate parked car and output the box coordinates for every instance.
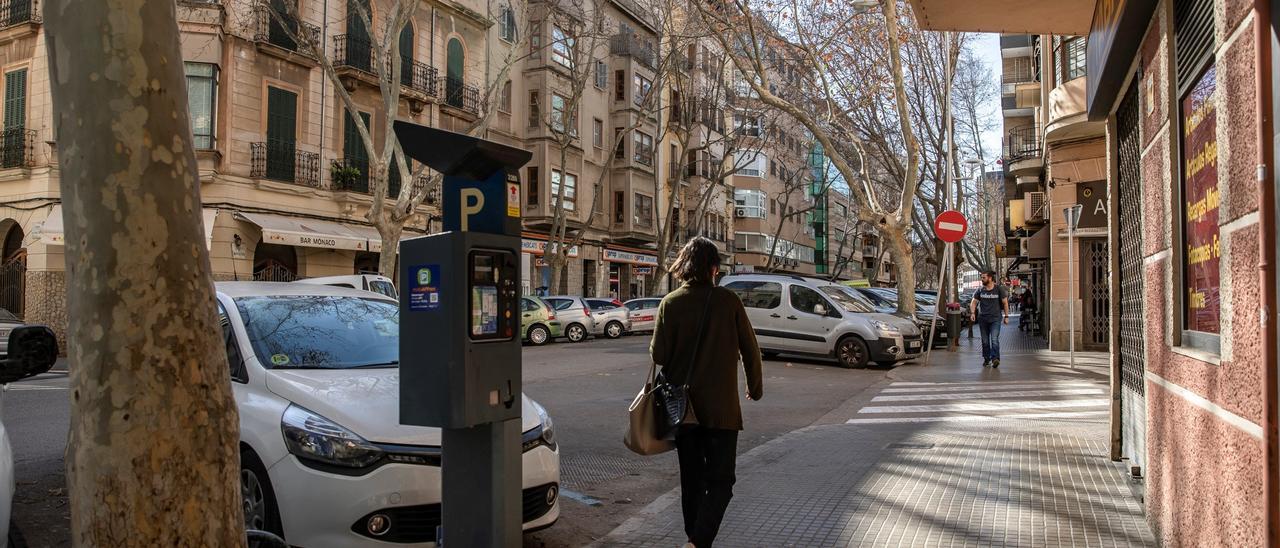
[521,296,563,346]
[1,326,58,548]
[584,299,633,339]
[721,274,923,368]
[623,298,662,333]
[0,309,23,359]
[297,274,397,300]
[541,296,597,343]
[218,283,559,546]
[856,288,950,347]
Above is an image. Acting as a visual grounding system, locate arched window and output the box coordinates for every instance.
[446,38,465,108]
[398,23,415,86]
[253,243,298,282]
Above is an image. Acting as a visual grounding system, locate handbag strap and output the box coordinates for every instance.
[681,286,716,387]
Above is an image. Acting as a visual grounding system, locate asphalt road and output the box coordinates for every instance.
[3,337,891,547]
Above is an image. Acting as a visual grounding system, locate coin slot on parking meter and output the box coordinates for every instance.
[468,249,518,341]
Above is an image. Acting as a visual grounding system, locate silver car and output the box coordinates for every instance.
[623,298,662,333]
[543,296,599,343]
[0,308,22,358]
[585,298,634,339]
[721,274,923,368]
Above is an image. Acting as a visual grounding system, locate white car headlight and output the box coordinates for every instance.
[874,320,901,335]
[533,400,556,446]
[281,404,383,468]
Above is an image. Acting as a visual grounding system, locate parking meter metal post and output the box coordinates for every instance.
[394,121,533,548]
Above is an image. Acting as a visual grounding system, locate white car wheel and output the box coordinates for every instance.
[605,321,624,339]
[566,324,587,342]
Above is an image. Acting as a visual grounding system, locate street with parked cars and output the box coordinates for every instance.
[2,273,948,547]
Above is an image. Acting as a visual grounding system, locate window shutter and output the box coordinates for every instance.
[614,70,625,101]
[527,166,539,205]
[1174,0,1215,89]
[4,69,26,130]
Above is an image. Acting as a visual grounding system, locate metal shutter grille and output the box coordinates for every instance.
[1174,0,1215,86]
[1116,80,1146,395]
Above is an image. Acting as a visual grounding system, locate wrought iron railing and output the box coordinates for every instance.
[254,2,320,55]
[0,0,37,28]
[0,128,35,168]
[609,33,657,69]
[251,142,320,187]
[388,173,430,200]
[333,34,439,98]
[1006,126,1041,163]
[331,158,370,193]
[444,76,480,115]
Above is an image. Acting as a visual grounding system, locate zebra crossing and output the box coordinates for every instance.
[846,379,1110,424]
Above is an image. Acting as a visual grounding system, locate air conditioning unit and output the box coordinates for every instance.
[1024,191,1046,222]
[735,208,748,218]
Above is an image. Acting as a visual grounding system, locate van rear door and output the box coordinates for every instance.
[723,280,788,352]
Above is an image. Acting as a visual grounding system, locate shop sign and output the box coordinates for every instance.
[1075,181,1108,229]
[603,248,658,266]
[521,238,579,258]
[633,266,654,275]
[1181,65,1220,334]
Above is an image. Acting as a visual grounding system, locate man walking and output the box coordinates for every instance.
[969,270,1009,367]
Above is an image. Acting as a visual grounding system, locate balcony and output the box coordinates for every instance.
[610,33,657,70]
[443,76,480,116]
[1005,126,1042,176]
[254,3,320,60]
[1045,76,1103,142]
[0,128,35,168]
[251,142,320,187]
[331,158,433,200]
[0,0,37,29]
[333,34,439,100]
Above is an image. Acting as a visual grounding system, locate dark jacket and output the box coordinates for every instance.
[650,281,763,431]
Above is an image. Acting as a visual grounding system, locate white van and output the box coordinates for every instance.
[296,274,397,299]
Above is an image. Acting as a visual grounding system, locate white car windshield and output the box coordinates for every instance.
[819,286,876,313]
[368,280,398,300]
[235,296,400,369]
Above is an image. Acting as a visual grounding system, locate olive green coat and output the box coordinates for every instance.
[650,281,763,431]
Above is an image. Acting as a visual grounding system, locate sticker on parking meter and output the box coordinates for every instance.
[409,264,441,311]
[472,286,499,335]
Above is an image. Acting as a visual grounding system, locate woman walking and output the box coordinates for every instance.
[650,237,763,548]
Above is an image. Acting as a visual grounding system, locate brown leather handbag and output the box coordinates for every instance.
[623,361,675,455]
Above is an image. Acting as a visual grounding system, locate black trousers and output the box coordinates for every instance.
[674,426,738,548]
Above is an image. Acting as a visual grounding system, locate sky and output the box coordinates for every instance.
[973,33,1005,173]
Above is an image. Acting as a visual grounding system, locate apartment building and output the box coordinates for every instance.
[0,0,511,342]
[998,30,1109,352]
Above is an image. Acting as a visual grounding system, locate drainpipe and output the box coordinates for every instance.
[319,0,329,177]
[1255,0,1278,543]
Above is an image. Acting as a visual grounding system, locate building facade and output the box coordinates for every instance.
[911,0,1280,544]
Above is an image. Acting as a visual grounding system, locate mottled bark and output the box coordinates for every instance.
[46,0,244,545]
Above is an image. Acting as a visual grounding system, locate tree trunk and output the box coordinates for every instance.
[376,219,404,277]
[46,0,245,545]
[882,223,916,315]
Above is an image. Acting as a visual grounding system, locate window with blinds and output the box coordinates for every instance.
[1174,0,1215,90]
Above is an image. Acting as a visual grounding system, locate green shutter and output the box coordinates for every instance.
[342,110,371,192]
[4,69,26,130]
[265,86,297,182]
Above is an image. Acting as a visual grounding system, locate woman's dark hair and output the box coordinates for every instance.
[671,237,721,284]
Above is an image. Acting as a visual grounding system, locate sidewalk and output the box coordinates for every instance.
[594,321,1155,547]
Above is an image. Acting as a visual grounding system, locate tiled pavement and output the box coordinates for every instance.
[594,321,1156,547]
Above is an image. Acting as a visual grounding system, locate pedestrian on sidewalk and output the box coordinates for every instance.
[969,270,1009,367]
[650,237,764,548]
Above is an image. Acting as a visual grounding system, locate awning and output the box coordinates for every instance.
[33,205,217,249]
[906,0,1095,35]
[236,212,379,252]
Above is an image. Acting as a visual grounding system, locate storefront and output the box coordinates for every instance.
[520,234,579,296]
[603,246,658,300]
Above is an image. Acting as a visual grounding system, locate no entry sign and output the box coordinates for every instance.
[934,210,968,243]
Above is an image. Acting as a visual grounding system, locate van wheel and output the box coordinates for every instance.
[604,321,624,339]
[528,325,551,346]
[566,324,587,342]
[240,446,284,538]
[835,336,870,369]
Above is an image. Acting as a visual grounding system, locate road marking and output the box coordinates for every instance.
[846,410,1109,424]
[871,388,1105,402]
[858,399,1108,413]
[881,382,1098,393]
[559,488,604,507]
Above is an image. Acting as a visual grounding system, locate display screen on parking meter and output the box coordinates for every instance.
[469,249,517,340]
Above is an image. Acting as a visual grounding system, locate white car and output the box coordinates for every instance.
[623,298,661,333]
[0,326,58,548]
[296,274,398,300]
[217,283,559,547]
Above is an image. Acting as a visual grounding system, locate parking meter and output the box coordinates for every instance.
[394,121,532,547]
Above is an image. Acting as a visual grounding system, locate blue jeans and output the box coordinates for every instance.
[978,318,1002,361]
